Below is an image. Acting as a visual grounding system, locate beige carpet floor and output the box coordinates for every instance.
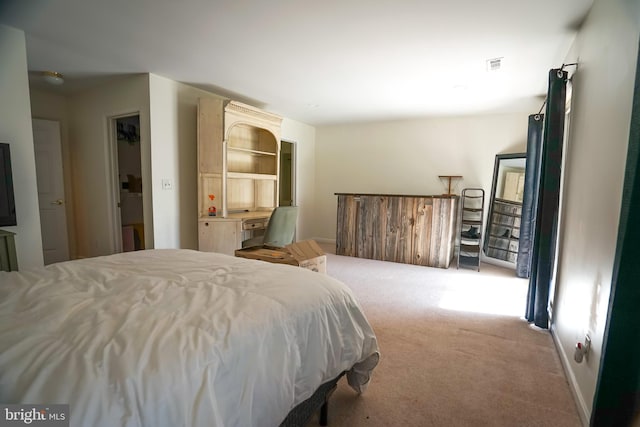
[308,245,582,427]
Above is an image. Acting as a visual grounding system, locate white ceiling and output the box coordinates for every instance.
[1,0,593,125]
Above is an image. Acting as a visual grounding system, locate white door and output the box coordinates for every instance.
[33,119,69,265]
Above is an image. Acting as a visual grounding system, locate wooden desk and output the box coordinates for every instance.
[0,229,18,272]
[198,211,271,256]
[335,193,458,268]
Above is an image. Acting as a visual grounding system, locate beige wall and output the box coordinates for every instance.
[148,74,225,249]
[312,112,531,241]
[281,118,317,241]
[147,75,318,248]
[0,25,44,269]
[551,0,640,422]
[68,75,151,258]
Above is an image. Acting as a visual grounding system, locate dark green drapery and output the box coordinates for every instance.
[518,114,544,279]
[526,69,567,329]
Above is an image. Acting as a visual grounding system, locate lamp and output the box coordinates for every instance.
[42,71,64,85]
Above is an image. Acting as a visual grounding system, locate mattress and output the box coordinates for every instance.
[0,249,379,427]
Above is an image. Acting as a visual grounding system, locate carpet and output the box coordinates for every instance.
[309,247,582,427]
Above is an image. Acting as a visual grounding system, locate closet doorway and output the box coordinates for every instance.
[112,114,144,252]
[279,140,296,207]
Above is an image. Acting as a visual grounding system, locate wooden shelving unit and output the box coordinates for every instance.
[457,188,485,271]
[197,99,282,255]
[485,198,522,263]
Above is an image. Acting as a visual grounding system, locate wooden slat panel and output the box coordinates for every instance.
[413,198,433,266]
[382,196,398,261]
[335,194,458,268]
[372,196,387,261]
[336,195,358,256]
[429,197,457,268]
[356,196,376,259]
[398,197,415,264]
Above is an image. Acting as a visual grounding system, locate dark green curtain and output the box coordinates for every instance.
[518,114,544,279]
[526,69,568,329]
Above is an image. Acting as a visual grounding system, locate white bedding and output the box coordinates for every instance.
[0,249,379,427]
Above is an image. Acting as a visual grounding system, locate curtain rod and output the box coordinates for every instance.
[561,62,578,70]
[536,64,577,116]
[538,100,546,116]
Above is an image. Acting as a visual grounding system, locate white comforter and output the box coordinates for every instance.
[0,249,379,427]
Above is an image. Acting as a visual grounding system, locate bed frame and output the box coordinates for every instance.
[280,372,345,427]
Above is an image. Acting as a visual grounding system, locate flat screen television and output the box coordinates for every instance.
[0,143,17,226]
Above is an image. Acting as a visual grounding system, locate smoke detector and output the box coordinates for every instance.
[486,57,503,72]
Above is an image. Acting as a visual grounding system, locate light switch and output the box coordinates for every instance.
[162,179,173,190]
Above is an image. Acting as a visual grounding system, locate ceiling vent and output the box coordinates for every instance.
[487,57,503,72]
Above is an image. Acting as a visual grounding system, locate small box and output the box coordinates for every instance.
[235,240,327,273]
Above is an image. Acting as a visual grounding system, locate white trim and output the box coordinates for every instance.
[551,326,590,426]
[280,139,297,207]
[106,115,121,253]
[106,111,141,254]
[312,237,336,245]
[290,141,297,207]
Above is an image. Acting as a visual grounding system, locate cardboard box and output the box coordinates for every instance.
[235,240,327,273]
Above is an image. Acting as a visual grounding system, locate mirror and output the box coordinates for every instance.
[483,153,526,265]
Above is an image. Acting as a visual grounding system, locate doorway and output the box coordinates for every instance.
[33,119,69,264]
[279,140,295,207]
[112,114,144,252]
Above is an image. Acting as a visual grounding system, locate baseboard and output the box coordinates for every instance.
[311,237,336,245]
[551,326,591,426]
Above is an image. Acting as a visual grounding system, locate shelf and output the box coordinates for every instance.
[228,146,277,157]
[197,98,282,255]
[461,238,481,244]
[495,198,523,206]
[457,188,484,272]
[487,246,519,254]
[227,172,277,180]
[458,255,481,267]
[460,243,480,252]
[492,211,521,218]
[489,233,519,240]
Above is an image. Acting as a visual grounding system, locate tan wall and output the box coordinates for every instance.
[312,112,531,241]
[68,75,151,258]
[0,25,43,269]
[280,118,316,241]
[552,0,640,422]
[148,73,226,249]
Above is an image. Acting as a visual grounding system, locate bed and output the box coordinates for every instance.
[0,249,379,427]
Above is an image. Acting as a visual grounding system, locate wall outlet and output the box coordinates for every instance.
[162,179,173,190]
[584,334,591,361]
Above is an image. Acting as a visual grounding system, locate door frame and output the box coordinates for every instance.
[107,111,142,253]
[32,118,70,264]
[280,139,297,207]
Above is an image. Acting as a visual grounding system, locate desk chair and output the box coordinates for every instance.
[241,206,299,248]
